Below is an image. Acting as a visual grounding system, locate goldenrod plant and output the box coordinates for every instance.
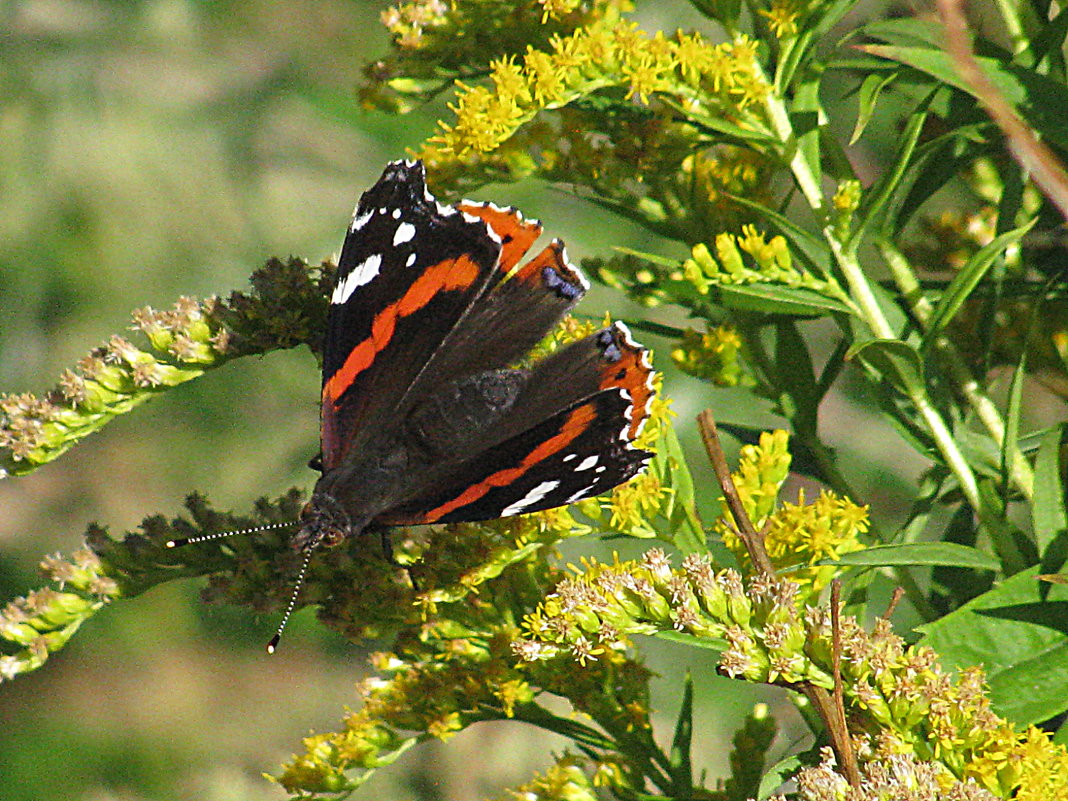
[5,1,1068,799]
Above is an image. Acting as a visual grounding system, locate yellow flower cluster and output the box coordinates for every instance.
[759,0,808,39]
[488,754,597,801]
[422,21,769,159]
[277,633,534,794]
[686,226,818,291]
[670,325,744,385]
[721,429,794,523]
[716,430,867,591]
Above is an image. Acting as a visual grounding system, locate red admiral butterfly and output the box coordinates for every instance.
[173,160,656,650]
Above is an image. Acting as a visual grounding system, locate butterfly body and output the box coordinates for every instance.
[292,160,656,555]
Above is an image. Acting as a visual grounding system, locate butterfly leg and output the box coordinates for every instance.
[375,526,421,591]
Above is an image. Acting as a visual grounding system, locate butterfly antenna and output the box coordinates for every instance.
[266,546,314,654]
[166,520,295,549]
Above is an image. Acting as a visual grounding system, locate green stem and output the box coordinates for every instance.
[757,63,984,515]
[879,240,1034,500]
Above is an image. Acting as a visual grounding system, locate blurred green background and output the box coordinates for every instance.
[0,2,927,798]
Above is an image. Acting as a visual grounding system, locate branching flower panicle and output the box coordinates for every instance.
[516,549,1068,797]
[0,548,119,681]
[1,257,329,477]
[419,22,769,163]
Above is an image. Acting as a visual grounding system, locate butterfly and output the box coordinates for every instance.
[173,160,656,650]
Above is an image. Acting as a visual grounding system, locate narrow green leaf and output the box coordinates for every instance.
[850,94,930,249]
[848,338,925,396]
[653,630,726,651]
[775,29,814,92]
[773,321,819,433]
[612,246,682,268]
[650,423,706,555]
[1034,425,1068,556]
[923,222,1035,343]
[850,17,946,49]
[1001,349,1027,510]
[756,755,803,800]
[669,673,694,795]
[860,44,1068,150]
[850,72,897,145]
[792,77,822,184]
[977,479,1034,576]
[820,542,999,571]
[717,284,850,316]
[917,566,1068,725]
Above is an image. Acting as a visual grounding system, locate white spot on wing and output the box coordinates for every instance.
[351,211,372,231]
[575,455,599,471]
[405,252,417,267]
[392,208,402,219]
[393,222,416,246]
[564,486,594,504]
[332,253,383,304]
[501,480,560,516]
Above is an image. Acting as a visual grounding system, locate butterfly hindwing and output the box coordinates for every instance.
[380,322,655,525]
[380,388,651,525]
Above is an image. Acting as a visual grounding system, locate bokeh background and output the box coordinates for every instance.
[1,2,927,798]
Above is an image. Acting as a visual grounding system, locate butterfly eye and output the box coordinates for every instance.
[321,527,346,548]
[299,502,314,522]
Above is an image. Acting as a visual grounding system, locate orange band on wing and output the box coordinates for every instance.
[420,402,596,522]
[457,203,541,274]
[322,255,483,406]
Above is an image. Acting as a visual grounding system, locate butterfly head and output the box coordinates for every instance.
[292,493,353,553]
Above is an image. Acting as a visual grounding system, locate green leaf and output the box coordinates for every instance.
[851,94,931,249]
[1001,349,1027,506]
[850,72,898,145]
[773,321,819,433]
[1034,425,1068,556]
[792,77,822,185]
[820,542,999,571]
[650,423,706,555]
[668,673,694,795]
[917,566,1068,725]
[851,17,946,49]
[756,755,803,800]
[717,284,850,316]
[860,44,1068,150]
[977,479,1034,575]
[612,246,681,268]
[848,338,925,397]
[922,222,1035,343]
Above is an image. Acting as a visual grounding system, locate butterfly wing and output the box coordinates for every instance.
[320,161,506,470]
[379,323,655,525]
